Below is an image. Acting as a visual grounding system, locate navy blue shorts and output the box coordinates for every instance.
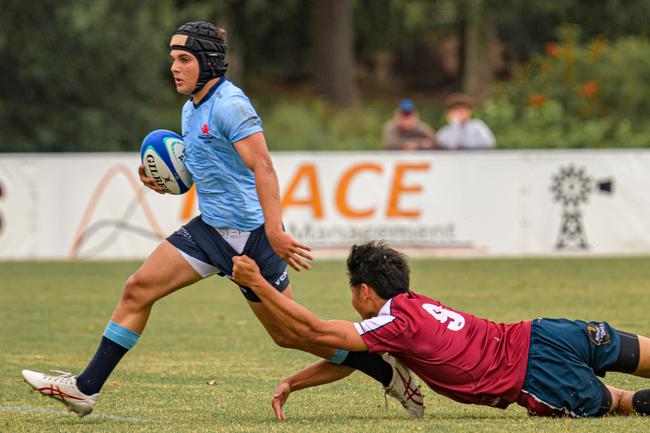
[166,215,289,302]
[521,318,621,417]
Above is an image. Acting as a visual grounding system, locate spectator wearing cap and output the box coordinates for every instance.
[436,93,496,150]
[383,99,437,151]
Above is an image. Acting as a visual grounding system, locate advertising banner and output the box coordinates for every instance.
[0,151,648,259]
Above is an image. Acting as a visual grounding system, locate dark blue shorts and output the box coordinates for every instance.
[166,215,289,302]
[521,318,621,417]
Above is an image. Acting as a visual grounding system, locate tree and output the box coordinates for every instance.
[0,0,176,151]
[461,0,497,103]
[313,0,358,107]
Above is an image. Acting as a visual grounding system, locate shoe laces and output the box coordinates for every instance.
[383,383,403,411]
[46,370,77,383]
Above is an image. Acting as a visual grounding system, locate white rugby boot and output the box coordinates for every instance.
[22,369,99,417]
[382,354,424,419]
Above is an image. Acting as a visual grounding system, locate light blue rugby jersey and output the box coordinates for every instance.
[181,79,264,231]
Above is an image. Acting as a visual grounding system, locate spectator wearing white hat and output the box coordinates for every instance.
[437,93,495,150]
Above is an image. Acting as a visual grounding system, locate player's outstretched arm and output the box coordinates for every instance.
[272,359,354,420]
[232,255,367,351]
[233,132,313,271]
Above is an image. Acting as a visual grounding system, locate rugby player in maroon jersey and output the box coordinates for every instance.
[232,241,650,420]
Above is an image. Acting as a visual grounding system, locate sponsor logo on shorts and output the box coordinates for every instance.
[587,321,611,346]
[176,226,192,240]
[274,270,288,287]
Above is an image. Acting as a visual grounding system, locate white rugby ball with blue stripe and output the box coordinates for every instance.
[140,129,193,195]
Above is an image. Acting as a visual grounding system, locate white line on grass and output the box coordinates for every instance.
[0,406,154,423]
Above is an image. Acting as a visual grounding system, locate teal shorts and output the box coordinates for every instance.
[519,318,622,417]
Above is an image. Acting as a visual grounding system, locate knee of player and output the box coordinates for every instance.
[121,274,155,308]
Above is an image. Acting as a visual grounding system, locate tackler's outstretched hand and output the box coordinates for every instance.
[232,255,265,288]
[271,381,291,420]
[266,229,313,272]
[138,165,165,194]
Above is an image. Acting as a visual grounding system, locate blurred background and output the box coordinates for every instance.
[2,0,650,260]
[2,0,650,153]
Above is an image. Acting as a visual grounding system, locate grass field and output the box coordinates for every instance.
[1,257,650,433]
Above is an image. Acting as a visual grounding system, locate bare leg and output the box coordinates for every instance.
[247,285,398,401]
[111,240,202,333]
[603,334,650,415]
[23,241,205,407]
[247,285,337,358]
[244,283,421,419]
[606,385,635,414]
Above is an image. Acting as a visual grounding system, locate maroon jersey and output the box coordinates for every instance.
[354,291,531,408]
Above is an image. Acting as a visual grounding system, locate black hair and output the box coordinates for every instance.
[346,241,410,299]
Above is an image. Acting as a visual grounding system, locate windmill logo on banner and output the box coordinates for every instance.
[550,165,614,250]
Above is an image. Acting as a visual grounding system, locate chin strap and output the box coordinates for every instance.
[170,22,228,94]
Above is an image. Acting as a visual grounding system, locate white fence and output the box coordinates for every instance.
[1,150,649,260]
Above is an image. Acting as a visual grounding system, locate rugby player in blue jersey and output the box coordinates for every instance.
[22,21,422,418]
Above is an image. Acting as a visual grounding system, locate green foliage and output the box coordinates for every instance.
[1,1,650,151]
[481,27,650,148]
[0,0,176,151]
[257,97,444,151]
[229,0,312,81]
[491,0,650,57]
[258,98,389,150]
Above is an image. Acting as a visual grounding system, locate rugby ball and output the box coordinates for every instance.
[140,129,193,195]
